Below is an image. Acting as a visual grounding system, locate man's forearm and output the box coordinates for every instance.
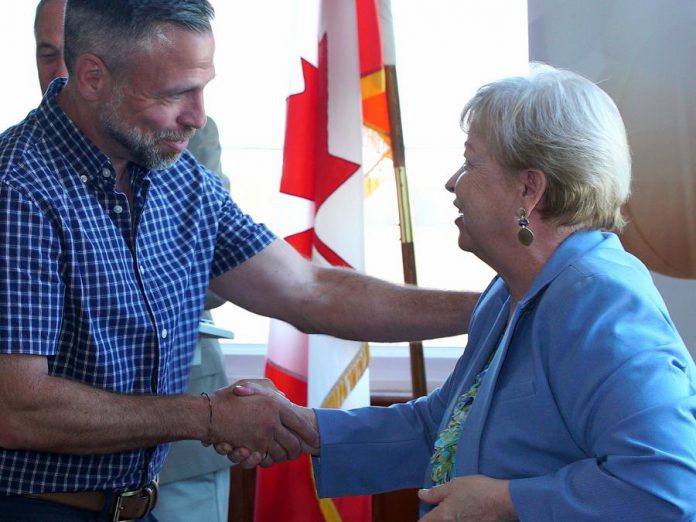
[0,372,209,454]
[211,240,480,343]
[293,267,480,342]
[0,356,317,457]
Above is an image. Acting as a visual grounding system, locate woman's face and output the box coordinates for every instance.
[445,129,520,261]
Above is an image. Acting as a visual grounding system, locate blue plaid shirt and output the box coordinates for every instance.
[0,78,275,494]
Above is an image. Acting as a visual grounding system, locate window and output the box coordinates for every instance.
[205,1,528,390]
[0,1,528,391]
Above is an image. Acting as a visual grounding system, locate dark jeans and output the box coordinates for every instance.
[0,495,160,522]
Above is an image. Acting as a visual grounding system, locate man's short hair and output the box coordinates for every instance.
[64,0,215,79]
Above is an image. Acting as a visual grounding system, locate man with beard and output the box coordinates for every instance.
[0,1,477,520]
[33,1,236,519]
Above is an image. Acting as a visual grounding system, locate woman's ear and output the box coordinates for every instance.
[72,53,112,102]
[518,168,547,211]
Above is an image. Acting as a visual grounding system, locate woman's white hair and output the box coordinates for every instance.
[461,62,631,232]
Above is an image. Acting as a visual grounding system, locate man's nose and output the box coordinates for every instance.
[180,92,207,130]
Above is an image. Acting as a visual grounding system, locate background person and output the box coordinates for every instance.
[34,0,67,94]
[0,1,477,520]
[236,63,696,521]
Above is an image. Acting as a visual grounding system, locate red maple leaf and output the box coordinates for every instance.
[280,34,360,267]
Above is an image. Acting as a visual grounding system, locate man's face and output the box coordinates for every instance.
[35,0,68,94]
[98,27,215,170]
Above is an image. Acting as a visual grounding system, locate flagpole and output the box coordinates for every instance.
[379,51,427,399]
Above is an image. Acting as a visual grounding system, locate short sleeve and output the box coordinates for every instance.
[0,182,63,354]
[209,196,276,278]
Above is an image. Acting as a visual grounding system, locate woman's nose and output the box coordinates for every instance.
[445,171,460,193]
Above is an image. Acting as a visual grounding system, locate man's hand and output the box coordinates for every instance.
[205,379,318,466]
[211,380,320,469]
[418,475,517,522]
[232,378,282,395]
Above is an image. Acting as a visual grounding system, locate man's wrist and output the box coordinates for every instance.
[201,392,214,444]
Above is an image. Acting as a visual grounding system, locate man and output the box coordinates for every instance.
[34,2,236,520]
[34,0,68,94]
[0,1,476,520]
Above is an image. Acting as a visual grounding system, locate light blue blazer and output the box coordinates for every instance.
[313,231,696,521]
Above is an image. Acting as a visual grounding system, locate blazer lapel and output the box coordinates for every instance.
[455,302,520,474]
[449,233,608,476]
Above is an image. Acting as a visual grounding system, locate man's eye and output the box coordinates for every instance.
[162,93,184,102]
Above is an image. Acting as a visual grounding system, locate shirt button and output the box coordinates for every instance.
[102,168,111,178]
[113,205,123,214]
[80,175,88,183]
[162,329,168,339]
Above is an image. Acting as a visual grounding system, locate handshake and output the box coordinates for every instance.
[200,379,319,469]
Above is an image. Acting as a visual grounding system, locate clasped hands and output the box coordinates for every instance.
[201,381,517,521]
[203,379,319,469]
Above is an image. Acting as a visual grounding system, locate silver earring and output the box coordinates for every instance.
[517,208,534,246]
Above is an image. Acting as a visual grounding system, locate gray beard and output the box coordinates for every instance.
[99,98,193,170]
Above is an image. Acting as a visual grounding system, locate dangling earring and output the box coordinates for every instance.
[517,208,534,246]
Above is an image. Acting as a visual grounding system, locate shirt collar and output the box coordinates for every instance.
[36,78,157,192]
[35,78,116,186]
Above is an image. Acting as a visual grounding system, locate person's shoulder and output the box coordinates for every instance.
[1,110,39,155]
[535,233,688,369]
[557,233,655,298]
[0,110,48,189]
[538,232,675,344]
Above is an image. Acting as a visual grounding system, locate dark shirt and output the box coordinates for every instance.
[0,78,275,494]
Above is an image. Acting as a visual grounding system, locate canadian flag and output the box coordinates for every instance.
[255,0,392,521]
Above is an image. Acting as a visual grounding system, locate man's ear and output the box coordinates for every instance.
[518,168,547,211]
[72,53,112,102]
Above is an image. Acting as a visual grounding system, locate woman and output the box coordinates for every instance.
[234,64,696,521]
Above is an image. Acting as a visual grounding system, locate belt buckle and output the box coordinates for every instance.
[111,480,159,522]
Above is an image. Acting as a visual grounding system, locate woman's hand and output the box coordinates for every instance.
[418,475,517,522]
